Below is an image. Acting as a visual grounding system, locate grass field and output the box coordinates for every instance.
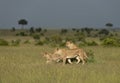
[0,29,120,83]
[0,45,120,83]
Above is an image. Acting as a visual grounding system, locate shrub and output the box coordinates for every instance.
[33,34,40,40]
[36,27,42,32]
[43,29,47,33]
[11,39,21,46]
[59,40,66,47]
[29,27,35,33]
[86,50,95,63]
[60,29,68,34]
[51,35,62,43]
[102,37,120,47]
[40,33,44,36]
[24,40,31,44]
[98,29,109,35]
[11,27,16,32]
[16,32,27,36]
[0,39,9,46]
[79,41,87,47]
[35,40,44,46]
[86,41,98,46]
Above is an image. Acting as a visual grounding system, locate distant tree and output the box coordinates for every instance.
[19,32,27,36]
[76,29,80,33]
[18,19,28,29]
[33,34,40,40]
[72,28,76,31]
[84,27,91,34]
[43,29,47,33]
[11,27,16,32]
[61,29,68,34]
[29,27,34,33]
[105,23,113,27]
[98,29,109,35]
[36,27,42,32]
[81,28,85,32]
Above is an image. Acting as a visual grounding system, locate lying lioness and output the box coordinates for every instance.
[43,52,79,64]
[43,52,62,64]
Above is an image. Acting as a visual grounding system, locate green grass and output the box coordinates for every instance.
[0,29,120,83]
[0,45,120,83]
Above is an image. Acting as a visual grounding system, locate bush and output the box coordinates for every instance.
[86,41,98,46]
[11,27,16,32]
[60,29,68,34]
[0,39,9,46]
[51,35,62,43]
[35,40,44,46]
[79,41,87,47]
[33,34,40,40]
[98,29,109,35]
[16,32,27,36]
[86,50,95,63]
[11,39,21,46]
[102,37,120,47]
[24,40,31,44]
[58,40,66,47]
[40,33,44,36]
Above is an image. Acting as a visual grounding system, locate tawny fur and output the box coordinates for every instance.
[43,52,62,64]
[66,41,78,49]
[54,48,81,65]
[66,41,88,64]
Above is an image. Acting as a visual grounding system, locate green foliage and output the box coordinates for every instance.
[33,34,40,40]
[86,41,98,46]
[11,39,21,46]
[86,50,95,63]
[29,27,35,33]
[0,44,120,83]
[16,32,27,36]
[105,23,113,27]
[0,39,9,46]
[98,29,109,35]
[51,35,62,43]
[36,27,42,32]
[102,37,120,47]
[18,19,28,29]
[24,40,31,44]
[58,40,66,47]
[61,29,68,34]
[43,29,47,33]
[35,40,44,46]
[11,27,16,32]
[40,33,44,36]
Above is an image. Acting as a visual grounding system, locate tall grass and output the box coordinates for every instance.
[0,45,120,83]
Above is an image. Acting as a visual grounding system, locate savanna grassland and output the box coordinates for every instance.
[0,28,120,83]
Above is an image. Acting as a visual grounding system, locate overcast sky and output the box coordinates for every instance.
[0,0,120,28]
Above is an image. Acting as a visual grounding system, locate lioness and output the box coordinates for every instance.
[54,48,81,65]
[66,41,88,61]
[43,52,62,64]
[66,41,78,49]
[43,52,78,64]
